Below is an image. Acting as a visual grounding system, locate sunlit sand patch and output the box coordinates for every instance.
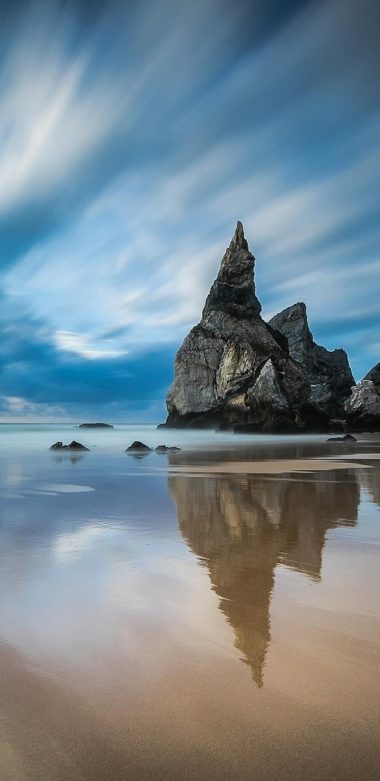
[247,476,357,484]
[327,452,380,461]
[167,458,368,476]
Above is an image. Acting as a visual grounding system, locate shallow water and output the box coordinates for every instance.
[0,425,379,779]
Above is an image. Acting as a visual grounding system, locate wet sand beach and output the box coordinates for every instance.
[0,427,380,780]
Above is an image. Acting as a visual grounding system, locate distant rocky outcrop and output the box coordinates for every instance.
[345,362,380,431]
[163,222,355,432]
[78,422,114,429]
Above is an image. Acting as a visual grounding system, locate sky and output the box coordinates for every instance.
[0,0,379,422]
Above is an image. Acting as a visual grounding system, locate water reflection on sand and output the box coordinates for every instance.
[169,469,360,687]
[0,440,379,780]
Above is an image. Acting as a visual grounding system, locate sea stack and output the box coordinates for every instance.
[163,222,354,432]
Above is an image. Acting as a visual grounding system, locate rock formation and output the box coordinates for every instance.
[364,362,380,386]
[164,222,355,432]
[269,303,354,420]
[345,362,380,431]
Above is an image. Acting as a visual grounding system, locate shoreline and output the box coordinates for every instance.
[166,458,370,475]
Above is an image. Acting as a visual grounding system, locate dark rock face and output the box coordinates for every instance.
[164,222,354,432]
[50,441,89,451]
[269,303,354,419]
[364,362,380,385]
[202,221,261,320]
[345,363,380,431]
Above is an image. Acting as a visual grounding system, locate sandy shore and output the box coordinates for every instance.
[168,457,369,475]
[1,630,379,781]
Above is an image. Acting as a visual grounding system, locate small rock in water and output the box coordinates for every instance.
[125,441,152,452]
[326,434,357,442]
[155,445,182,453]
[69,440,90,450]
[50,441,89,451]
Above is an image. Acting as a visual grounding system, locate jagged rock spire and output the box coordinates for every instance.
[231,219,249,250]
[269,302,313,365]
[269,302,355,418]
[202,221,262,319]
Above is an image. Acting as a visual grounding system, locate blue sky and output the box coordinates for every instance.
[0,0,379,421]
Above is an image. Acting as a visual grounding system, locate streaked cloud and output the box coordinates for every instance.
[0,0,379,418]
[54,330,127,360]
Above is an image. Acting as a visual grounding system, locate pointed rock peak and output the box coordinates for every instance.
[230,220,248,251]
[272,301,308,322]
[269,302,313,363]
[202,222,261,320]
[292,301,307,316]
[269,302,313,344]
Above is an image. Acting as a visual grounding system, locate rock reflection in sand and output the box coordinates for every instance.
[169,469,360,687]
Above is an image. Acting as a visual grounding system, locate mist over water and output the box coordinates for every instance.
[0,422,332,453]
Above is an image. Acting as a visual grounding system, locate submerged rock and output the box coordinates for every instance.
[125,441,152,452]
[155,445,182,453]
[50,441,89,451]
[163,222,351,432]
[327,434,357,442]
